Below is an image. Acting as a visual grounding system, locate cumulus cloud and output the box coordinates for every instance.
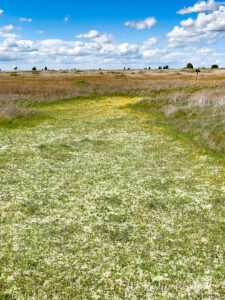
[0,25,19,38]
[64,16,69,22]
[2,38,37,52]
[37,30,44,34]
[117,43,139,56]
[168,5,225,47]
[1,33,18,38]
[19,18,32,22]
[178,0,225,15]
[167,25,213,47]
[125,17,156,30]
[0,18,224,69]
[143,37,158,46]
[0,9,3,15]
[76,30,100,39]
[0,33,224,69]
[76,30,112,43]
[0,24,14,31]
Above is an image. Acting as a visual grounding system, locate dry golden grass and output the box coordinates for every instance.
[1,68,225,107]
[1,70,225,150]
[133,83,225,155]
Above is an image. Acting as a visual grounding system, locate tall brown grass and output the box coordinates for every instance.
[0,69,199,118]
[1,68,224,106]
[134,86,225,155]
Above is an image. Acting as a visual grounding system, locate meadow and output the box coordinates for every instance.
[0,68,225,155]
[0,69,224,298]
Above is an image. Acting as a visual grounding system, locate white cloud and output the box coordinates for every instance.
[0,9,3,15]
[143,37,158,46]
[0,20,224,69]
[125,17,156,30]
[76,30,112,44]
[0,25,18,38]
[76,30,100,39]
[168,5,225,47]
[178,0,225,15]
[1,33,18,38]
[0,34,224,69]
[117,43,139,56]
[64,16,69,22]
[0,24,14,31]
[142,48,166,58]
[2,38,37,52]
[19,18,32,22]
[37,30,44,34]
[167,25,213,47]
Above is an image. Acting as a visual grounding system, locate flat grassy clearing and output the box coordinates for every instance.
[0,96,224,299]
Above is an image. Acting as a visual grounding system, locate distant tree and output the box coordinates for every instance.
[163,65,169,69]
[158,66,162,69]
[211,64,219,69]
[148,67,151,70]
[124,67,126,70]
[44,66,48,71]
[186,63,193,69]
[32,67,37,71]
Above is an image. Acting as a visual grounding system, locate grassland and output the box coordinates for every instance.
[0,70,225,298]
[0,68,225,155]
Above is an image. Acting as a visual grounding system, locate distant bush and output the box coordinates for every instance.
[163,65,169,69]
[44,66,48,71]
[158,66,162,70]
[74,80,90,86]
[32,67,37,71]
[212,64,219,69]
[186,63,193,69]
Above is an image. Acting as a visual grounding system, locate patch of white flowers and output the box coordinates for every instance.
[0,97,224,299]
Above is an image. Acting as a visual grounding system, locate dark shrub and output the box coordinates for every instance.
[186,63,193,69]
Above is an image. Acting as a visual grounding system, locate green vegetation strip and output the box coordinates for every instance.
[0,97,224,299]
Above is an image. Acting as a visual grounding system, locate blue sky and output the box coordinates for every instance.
[0,0,225,69]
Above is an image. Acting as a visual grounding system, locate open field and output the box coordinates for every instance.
[0,69,225,155]
[0,70,225,298]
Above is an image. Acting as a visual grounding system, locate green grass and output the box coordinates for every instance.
[0,96,224,298]
[74,80,90,86]
[10,73,18,77]
[31,71,40,75]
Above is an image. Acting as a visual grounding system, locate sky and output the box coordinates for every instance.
[1,0,225,69]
